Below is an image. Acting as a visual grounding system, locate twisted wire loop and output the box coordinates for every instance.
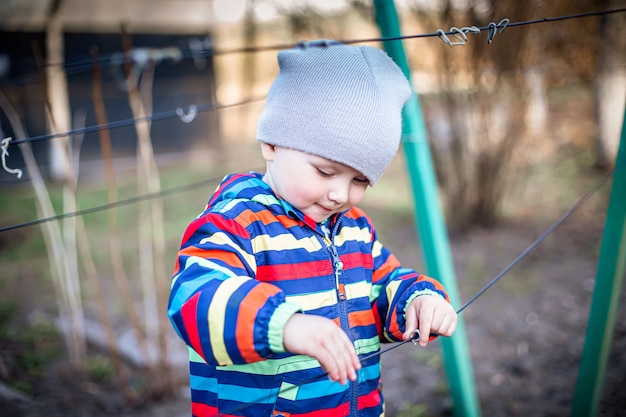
[450,26,469,44]
[176,104,198,123]
[487,18,510,43]
[435,22,500,46]
[1,137,22,179]
[437,28,464,47]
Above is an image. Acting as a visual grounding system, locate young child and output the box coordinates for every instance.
[168,39,458,417]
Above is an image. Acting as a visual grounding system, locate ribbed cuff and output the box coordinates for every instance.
[268,302,303,353]
[403,288,445,319]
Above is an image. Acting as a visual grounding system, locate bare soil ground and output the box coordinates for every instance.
[380,220,626,417]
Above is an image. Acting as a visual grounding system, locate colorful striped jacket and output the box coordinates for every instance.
[168,172,449,417]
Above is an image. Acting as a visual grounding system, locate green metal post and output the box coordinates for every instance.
[571,104,626,416]
[373,2,481,416]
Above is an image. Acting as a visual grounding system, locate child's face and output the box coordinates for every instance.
[261,144,369,223]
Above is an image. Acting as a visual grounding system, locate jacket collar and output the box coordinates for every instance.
[213,172,345,236]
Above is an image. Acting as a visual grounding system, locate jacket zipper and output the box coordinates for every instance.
[323,219,358,416]
[328,243,346,300]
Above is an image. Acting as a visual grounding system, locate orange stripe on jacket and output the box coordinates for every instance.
[416,274,450,301]
[238,207,301,228]
[178,246,247,270]
[348,309,376,328]
[235,283,282,363]
[372,253,401,284]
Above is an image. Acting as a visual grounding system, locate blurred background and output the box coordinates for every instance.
[0,0,624,416]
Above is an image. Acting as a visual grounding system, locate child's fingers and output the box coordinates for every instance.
[304,323,359,385]
[417,308,434,347]
[404,311,418,341]
[426,302,457,337]
[335,332,360,383]
[317,345,343,383]
[320,333,359,384]
[436,312,458,337]
[404,295,459,345]
[284,314,360,384]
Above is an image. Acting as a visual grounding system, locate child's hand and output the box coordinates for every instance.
[283,313,361,385]
[402,295,458,347]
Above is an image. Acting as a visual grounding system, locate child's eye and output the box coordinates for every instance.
[316,168,333,177]
[353,177,369,185]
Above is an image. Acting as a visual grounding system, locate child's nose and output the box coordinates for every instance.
[328,182,350,204]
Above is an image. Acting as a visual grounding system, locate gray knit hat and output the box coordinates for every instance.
[256,39,412,185]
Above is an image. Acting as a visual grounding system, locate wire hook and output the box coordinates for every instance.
[1,137,23,179]
[461,26,481,36]
[487,18,510,44]
[437,29,463,47]
[436,29,451,47]
[438,26,481,47]
[176,105,198,123]
[110,51,140,92]
[450,27,469,44]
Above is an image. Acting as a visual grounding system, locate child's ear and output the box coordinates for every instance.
[260,143,277,162]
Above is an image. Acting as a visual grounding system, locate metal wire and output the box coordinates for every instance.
[3,8,625,148]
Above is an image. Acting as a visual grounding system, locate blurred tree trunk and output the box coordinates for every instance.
[46,0,71,183]
[120,28,174,399]
[410,0,531,231]
[240,0,257,141]
[594,1,626,169]
[44,0,87,366]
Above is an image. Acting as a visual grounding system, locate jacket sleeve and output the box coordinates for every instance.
[167,211,302,366]
[369,227,449,343]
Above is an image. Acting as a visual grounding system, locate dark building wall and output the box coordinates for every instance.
[0,31,219,183]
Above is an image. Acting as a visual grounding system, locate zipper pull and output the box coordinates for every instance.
[330,245,346,300]
[336,263,346,300]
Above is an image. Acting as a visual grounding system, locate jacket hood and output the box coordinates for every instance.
[207,172,340,232]
[208,172,297,217]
